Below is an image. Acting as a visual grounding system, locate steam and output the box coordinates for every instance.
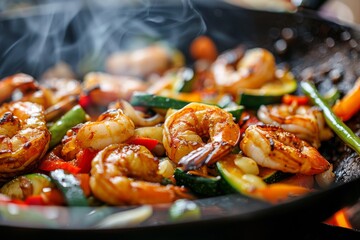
[0,0,206,79]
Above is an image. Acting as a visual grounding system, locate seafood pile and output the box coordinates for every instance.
[0,36,359,207]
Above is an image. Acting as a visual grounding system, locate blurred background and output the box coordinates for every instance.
[226,0,360,25]
[1,0,359,25]
[0,0,359,24]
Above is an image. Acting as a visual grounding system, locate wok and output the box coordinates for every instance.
[0,0,359,238]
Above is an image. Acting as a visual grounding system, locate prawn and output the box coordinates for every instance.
[0,73,39,104]
[1,74,81,122]
[23,78,82,122]
[0,101,51,182]
[90,143,192,205]
[163,102,240,171]
[257,104,333,148]
[61,108,135,159]
[212,47,276,95]
[82,72,148,108]
[105,44,175,79]
[240,124,331,175]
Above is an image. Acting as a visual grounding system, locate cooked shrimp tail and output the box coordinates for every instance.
[163,102,240,171]
[179,141,231,171]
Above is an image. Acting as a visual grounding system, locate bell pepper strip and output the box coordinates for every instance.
[126,136,159,151]
[300,81,360,156]
[78,92,93,109]
[332,77,360,122]
[38,159,81,175]
[239,111,261,136]
[282,94,309,106]
[49,104,87,149]
[24,195,46,206]
[40,188,66,205]
[75,148,98,173]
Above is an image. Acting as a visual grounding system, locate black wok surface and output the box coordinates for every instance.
[0,0,360,238]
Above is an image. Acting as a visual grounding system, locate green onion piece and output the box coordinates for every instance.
[300,81,360,155]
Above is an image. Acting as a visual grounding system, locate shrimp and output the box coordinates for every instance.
[105,44,175,79]
[90,143,192,205]
[163,102,240,171]
[82,72,148,106]
[240,124,330,175]
[61,108,135,159]
[257,104,333,148]
[0,101,51,182]
[0,73,39,104]
[212,47,276,95]
[0,74,81,122]
[22,78,82,122]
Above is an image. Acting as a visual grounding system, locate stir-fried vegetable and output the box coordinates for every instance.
[0,43,347,209]
[332,77,360,121]
[300,80,360,156]
[49,104,87,149]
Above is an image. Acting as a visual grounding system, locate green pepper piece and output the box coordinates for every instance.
[50,169,89,206]
[300,81,360,155]
[49,104,87,149]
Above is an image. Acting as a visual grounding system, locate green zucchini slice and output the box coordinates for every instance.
[174,168,223,197]
[238,70,297,109]
[130,91,244,123]
[0,173,54,200]
[172,67,196,93]
[49,169,89,206]
[258,167,292,184]
[216,156,267,197]
[130,92,191,109]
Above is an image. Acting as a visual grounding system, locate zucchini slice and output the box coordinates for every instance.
[258,167,292,184]
[50,169,89,206]
[238,70,297,109]
[0,173,54,200]
[223,105,244,122]
[216,156,267,197]
[174,168,223,197]
[130,91,191,109]
[172,67,196,93]
[130,92,244,122]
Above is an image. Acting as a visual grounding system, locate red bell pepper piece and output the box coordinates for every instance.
[79,93,92,109]
[24,195,46,206]
[126,137,159,151]
[39,159,81,175]
[282,94,309,105]
[239,111,261,136]
[76,148,98,173]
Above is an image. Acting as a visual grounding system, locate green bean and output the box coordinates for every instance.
[300,81,360,155]
[49,104,87,149]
